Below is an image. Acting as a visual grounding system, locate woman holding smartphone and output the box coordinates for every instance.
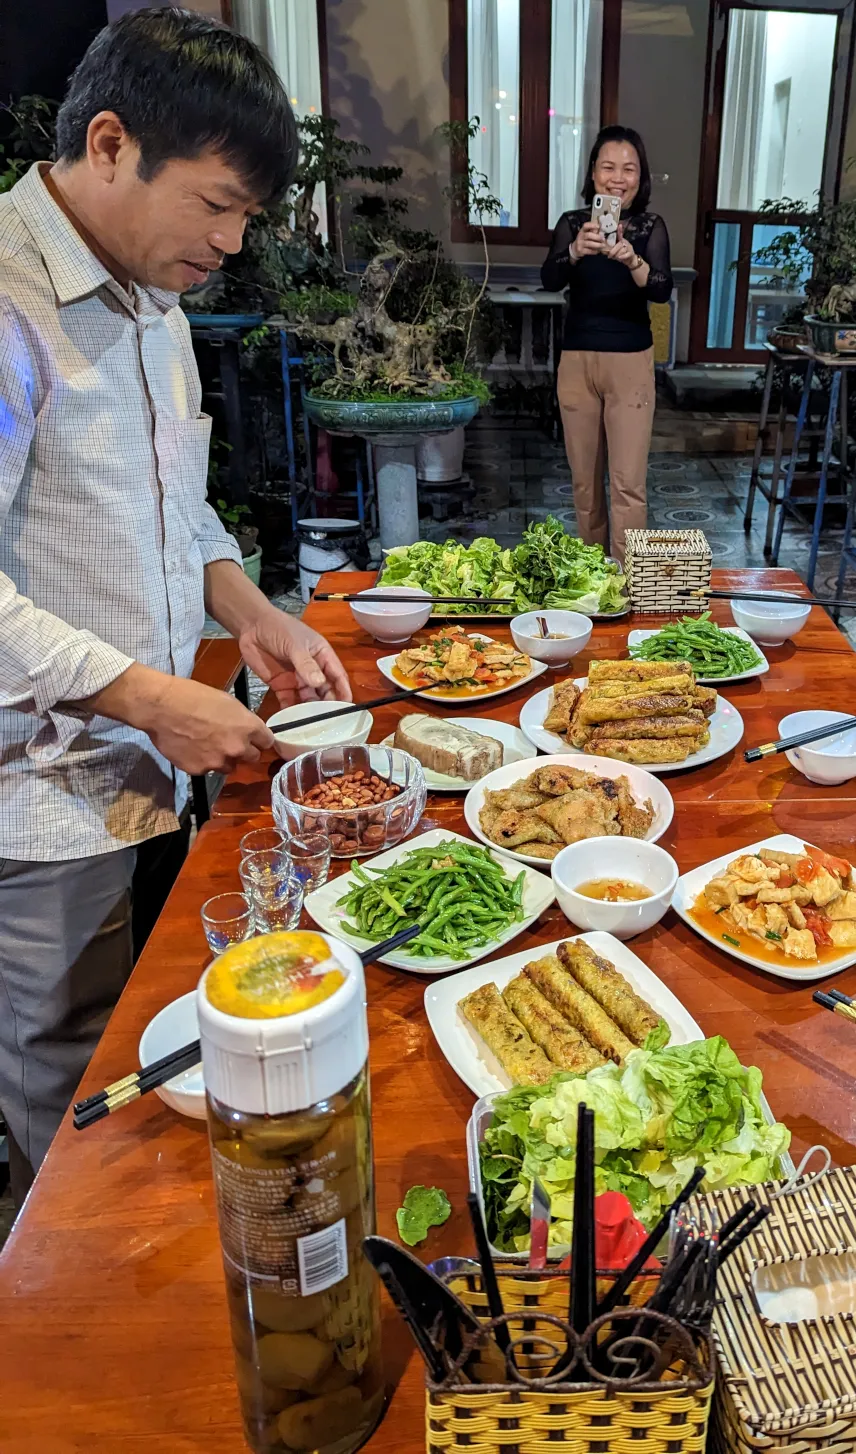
[541,125,673,566]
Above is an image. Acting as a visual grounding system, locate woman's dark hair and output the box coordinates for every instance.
[582,126,651,214]
[56,6,298,207]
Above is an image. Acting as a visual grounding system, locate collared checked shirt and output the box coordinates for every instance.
[0,163,242,861]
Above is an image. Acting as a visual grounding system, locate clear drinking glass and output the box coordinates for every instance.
[288,832,332,893]
[239,826,287,860]
[239,848,293,895]
[249,874,305,934]
[201,892,254,955]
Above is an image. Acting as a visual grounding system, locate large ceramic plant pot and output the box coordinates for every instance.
[302,395,481,548]
[804,314,856,355]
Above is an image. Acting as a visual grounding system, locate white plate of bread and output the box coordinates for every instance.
[380,715,536,792]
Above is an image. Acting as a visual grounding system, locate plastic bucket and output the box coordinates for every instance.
[296,518,367,603]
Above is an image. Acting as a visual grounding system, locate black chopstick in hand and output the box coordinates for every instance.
[745,714,856,762]
[73,924,422,1125]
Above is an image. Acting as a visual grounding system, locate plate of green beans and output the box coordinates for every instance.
[628,614,769,683]
[302,828,556,975]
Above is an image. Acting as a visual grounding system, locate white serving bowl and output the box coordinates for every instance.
[138,992,205,1119]
[510,610,593,665]
[267,700,373,760]
[349,585,432,643]
[779,710,856,785]
[551,836,679,940]
[730,594,810,646]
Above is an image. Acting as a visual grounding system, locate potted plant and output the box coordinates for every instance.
[216,498,261,584]
[754,194,856,354]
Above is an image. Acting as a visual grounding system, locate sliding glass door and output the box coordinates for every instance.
[690,0,853,362]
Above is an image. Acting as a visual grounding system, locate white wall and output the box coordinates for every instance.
[754,11,837,206]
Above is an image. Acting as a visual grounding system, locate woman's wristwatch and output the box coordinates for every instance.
[629,253,645,272]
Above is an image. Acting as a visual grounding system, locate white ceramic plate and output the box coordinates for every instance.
[627,627,769,685]
[138,992,205,1119]
[303,828,555,975]
[672,833,856,982]
[519,679,744,774]
[376,633,549,704]
[379,717,537,793]
[424,930,703,1098]
[463,752,674,868]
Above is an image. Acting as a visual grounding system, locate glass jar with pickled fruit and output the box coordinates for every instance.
[198,931,384,1454]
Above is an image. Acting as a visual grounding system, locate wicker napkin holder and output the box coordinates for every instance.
[624,529,712,613]
[692,1166,856,1454]
[425,1266,714,1454]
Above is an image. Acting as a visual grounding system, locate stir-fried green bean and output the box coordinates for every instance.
[336,840,527,959]
[629,612,762,679]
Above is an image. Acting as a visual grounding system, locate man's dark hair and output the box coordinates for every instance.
[582,126,651,214]
[55,6,297,206]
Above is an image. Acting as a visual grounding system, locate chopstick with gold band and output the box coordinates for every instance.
[745,714,856,762]
[680,586,856,610]
[73,1045,202,1130]
[813,990,856,1024]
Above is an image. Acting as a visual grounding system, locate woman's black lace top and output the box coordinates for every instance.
[541,209,673,353]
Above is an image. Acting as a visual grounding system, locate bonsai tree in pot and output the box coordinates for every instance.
[754,191,856,353]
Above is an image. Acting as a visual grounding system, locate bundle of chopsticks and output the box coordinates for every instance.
[73,924,421,1131]
[364,1102,771,1388]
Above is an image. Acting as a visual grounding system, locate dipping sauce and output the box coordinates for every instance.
[546,632,569,640]
[575,878,652,902]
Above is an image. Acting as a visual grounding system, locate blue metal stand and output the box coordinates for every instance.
[771,348,853,590]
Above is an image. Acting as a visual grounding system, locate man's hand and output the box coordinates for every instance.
[87,663,277,775]
[570,221,606,259]
[238,609,352,704]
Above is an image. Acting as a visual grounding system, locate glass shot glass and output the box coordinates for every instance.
[248,874,305,934]
[239,826,287,860]
[200,892,254,955]
[288,832,332,894]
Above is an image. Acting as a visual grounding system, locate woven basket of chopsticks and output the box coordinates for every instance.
[624,528,712,613]
[697,1168,856,1454]
[426,1267,714,1454]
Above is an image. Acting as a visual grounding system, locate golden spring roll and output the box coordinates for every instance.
[586,673,695,700]
[502,974,605,1073]
[588,659,696,685]
[557,941,667,1048]
[523,955,634,1064]
[458,983,555,1085]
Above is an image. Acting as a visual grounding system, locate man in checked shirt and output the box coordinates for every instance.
[0,9,353,1208]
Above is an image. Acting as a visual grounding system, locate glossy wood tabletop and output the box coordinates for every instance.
[3,568,856,1453]
[214,567,856,817]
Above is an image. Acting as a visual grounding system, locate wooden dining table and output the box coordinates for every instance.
[2,565,856,1454]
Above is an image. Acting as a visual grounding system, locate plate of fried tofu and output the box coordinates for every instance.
[673,834,856,980]
[463,753,674,865]
[519,658,743,772]
[424,932,702,1098]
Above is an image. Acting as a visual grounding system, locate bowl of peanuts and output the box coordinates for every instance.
[271,745,427,858]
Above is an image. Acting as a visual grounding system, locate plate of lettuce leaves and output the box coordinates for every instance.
[471,1036,792,1253]
[378,516,629,618]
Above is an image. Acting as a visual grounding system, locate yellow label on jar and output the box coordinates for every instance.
[206,932,345,1019]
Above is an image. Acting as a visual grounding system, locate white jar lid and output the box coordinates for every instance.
[197,934,368,1115]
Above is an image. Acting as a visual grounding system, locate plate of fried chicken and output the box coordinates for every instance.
[673,835,856,980]
[464,754,674,866]
[519,658,743,772]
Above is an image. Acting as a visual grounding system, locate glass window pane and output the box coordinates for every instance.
[468,0,520,226]
[548,0,603,228]
[745,222,811,348]
[707,222,741,350]
[717,10,838,210]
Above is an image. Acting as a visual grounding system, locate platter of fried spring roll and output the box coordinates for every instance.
[519,657,744,772]
[423,930,703,1098]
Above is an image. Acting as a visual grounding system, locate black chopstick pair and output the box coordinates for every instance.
[745,713,856,763]
[73,923,422,1131]
[682,586,856,611]
[813,988,856,1024]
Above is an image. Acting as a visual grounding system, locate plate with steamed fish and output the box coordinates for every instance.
[519,657,743,772]
[424,931,702,1098]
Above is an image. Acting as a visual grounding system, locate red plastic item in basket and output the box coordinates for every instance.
[556,1191,661,1271]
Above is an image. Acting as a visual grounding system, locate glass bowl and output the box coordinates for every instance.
[271,745,427,858]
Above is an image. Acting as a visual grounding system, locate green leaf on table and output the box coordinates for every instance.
[396,1185,452,1246]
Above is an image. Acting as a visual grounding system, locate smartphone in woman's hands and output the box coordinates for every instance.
[592,194,621,248]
